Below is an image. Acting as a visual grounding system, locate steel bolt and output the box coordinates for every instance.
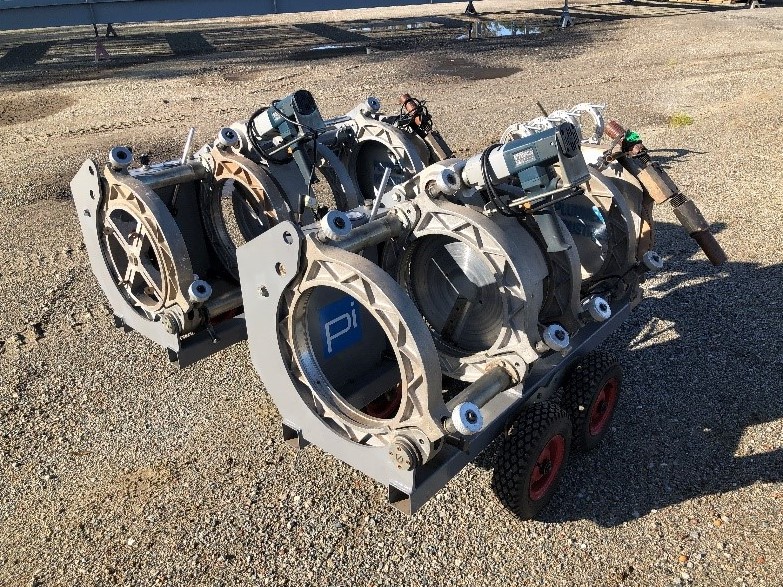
[389,437,419,471]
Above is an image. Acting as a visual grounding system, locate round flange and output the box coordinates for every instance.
[343,117,427,203]
[99,168,193,321]
[280,237,447,458]
[200,147,290,280]
[553,169,637,296]
[386,192,546,382]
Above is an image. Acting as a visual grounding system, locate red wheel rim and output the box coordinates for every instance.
[362,384,402,419]
[529,434,566,501]
[588,377,619,437]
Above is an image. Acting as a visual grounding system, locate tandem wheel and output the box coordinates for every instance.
[561,350,622,451]
[492,402,572,520]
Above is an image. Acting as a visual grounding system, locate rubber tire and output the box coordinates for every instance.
[561,351,622,452]
[492,402,572,520]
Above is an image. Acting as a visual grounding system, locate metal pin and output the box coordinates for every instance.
[181,127,196,164]
[369,166,393,221]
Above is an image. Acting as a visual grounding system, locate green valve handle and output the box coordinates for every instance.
[624,130,640,143]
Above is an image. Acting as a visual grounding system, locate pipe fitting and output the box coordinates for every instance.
[581,296,612,322]
[108,146,133,171]
[642,250,664,272]
[541,324,570,352]
[188,279,213,304]
[317,210,353,242]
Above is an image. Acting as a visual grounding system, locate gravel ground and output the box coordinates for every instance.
[1,1,782,585]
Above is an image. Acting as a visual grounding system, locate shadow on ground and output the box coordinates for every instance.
[647,148,707,165]
[475,220,782,526]
[0,1,747,87]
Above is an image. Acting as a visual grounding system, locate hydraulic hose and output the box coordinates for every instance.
[605,121,727,266]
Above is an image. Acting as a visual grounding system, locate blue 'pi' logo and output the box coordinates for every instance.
[319,295,362,357]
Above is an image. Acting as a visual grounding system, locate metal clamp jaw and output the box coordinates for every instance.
[238,221,453,474]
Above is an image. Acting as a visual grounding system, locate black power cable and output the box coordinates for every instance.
[246,100,320,166]
[246,105,271,157]
[246,101,323,222]
[397,96,434,135]
[479,143,528,219]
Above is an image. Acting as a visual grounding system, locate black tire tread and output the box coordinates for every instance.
[492,402,572,520]
[561,350,622,451]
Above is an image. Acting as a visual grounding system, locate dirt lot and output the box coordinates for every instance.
[0,1,781,585]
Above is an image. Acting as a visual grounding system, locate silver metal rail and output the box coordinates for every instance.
[388,300,632,514]
[0,0,452,32]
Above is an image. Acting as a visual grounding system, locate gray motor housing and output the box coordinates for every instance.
[462,123,591,191]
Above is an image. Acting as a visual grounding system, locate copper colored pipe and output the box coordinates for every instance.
[605,120,726,266]
[605,119,626,141]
